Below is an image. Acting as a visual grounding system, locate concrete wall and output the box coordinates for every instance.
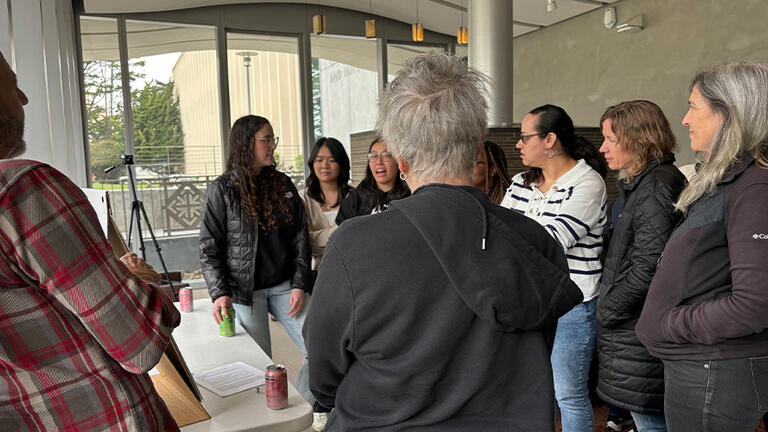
[1,0,86,184]
[512,0,768,165]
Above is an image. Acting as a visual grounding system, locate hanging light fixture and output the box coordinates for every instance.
[412,0,424,42]
[313,1,326,35]
[365,0,376,38]
[547,0,558,13]
[456,0,468,45]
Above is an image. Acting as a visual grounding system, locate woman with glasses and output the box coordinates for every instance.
[637,62,768,431]
[335,138,410,225]
[473,140,512,204]
[500,104,607,432]
[199,115,313,402]
[596,100,687,432]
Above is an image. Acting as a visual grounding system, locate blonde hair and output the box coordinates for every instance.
[675,62,768,212]
[600,100,677,183]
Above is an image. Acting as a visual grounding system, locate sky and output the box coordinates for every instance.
[132,52,181,88]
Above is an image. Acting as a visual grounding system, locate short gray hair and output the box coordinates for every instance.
[676,62,768,212]
[376,52,489,182]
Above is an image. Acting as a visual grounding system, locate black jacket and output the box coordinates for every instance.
[638,157,768,360]
[305,185,583,431]
[199,171,311,304]
[596,154,686,415]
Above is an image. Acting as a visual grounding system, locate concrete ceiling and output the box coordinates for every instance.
[83,0,622,39]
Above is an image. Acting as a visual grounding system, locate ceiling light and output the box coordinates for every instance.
[365,0,376,38]
[547,0,557,13]
[412,0,423,42]
[313,14,326,34]
[457,0,468,45]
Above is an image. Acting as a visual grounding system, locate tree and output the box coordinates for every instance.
[131,80,185,175]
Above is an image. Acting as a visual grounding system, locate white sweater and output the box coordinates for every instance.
[500,159,607,301]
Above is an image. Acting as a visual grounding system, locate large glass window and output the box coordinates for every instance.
[310,35,378,151]
[226,32,305,188]
[108,19,222,280]
[80,16,125,185]
[387,42,446,82]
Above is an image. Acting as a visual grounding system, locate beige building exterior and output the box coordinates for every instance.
[173,49,304,177]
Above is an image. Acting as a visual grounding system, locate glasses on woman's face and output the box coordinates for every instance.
[367,151,393,161]
[518,132,547,145]
[255,136,279,149]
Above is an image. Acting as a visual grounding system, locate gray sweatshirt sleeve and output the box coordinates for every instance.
[303,238,355,408]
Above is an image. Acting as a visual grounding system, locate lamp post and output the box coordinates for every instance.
[236,51,258,115]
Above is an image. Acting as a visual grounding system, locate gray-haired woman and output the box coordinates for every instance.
[303,52,583,431]
[637,62,768,431]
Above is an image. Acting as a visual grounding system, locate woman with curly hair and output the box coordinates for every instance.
[199,115,313,401]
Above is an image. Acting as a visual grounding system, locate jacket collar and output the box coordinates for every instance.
[621,153,676,193]
[719,154,755,184]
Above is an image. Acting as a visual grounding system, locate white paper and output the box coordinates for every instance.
[194,361,265,397]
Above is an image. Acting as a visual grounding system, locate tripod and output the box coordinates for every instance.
[105,155,176,298]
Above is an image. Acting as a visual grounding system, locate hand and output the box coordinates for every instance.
[120,252,162,284]
[212,296,233,324]
[288,289,305,318]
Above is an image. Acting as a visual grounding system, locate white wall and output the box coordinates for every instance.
[0,0,85,185]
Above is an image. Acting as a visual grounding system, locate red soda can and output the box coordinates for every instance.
[179,288,193,312]
[265,364,288,409]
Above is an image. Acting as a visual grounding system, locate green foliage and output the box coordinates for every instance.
[132,80,185,175]
[90,139,123,180]
[273,151,281,168]
[294,153,304,171]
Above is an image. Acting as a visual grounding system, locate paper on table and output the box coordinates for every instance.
[194,361,265,397]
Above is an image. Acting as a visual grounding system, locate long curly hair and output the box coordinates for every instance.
[226,115,292,233]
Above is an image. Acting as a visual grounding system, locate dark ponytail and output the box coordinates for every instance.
[522,104,607,185]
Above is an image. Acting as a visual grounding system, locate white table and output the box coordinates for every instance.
[175,299,312,432]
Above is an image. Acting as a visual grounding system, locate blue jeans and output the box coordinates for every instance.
[631,412,667,432]
[552,298,597,432]
[663,357,768,431]
[232,280,315,404]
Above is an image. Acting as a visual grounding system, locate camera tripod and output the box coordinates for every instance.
[105,154,176,298]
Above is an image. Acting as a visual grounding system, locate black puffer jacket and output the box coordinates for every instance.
[199,170,311,305]
[596,154,686,415]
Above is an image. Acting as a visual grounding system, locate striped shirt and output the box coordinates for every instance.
[500,159,607,301]
[0,160,181,431]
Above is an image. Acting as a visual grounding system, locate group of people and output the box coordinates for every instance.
[1,46,767,432]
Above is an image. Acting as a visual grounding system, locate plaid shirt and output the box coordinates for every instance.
[0,160,181,431]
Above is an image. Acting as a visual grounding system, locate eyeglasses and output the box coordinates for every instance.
[519,132,547,144]
[255,136,279,148]
[367,151,393,161]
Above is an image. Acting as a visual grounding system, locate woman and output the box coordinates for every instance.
[299,137,351,431]
[596,100,687,432]
[473,140,512,204]
[500,104,607,432]
[637,62,768,431]
[304,52,582,432]
[199,115,313,401]
[300,137,352,270]
[335,138,409,225]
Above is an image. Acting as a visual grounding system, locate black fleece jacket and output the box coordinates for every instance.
[304,185,582,432]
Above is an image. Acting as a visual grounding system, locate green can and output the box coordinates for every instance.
[219,308,235,337]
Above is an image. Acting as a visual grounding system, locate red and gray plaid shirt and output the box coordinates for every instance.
[0,160,181,431]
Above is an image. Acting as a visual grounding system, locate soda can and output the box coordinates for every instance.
[219,308,235,337]
[179,288,193,312]
[265,364,288,409]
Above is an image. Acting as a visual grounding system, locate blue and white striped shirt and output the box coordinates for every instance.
[500,159,607,301]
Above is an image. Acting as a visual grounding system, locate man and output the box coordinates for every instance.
[0,51,181,431]
[304,52,582,431]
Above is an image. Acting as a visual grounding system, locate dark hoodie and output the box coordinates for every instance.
[304,184,582,431]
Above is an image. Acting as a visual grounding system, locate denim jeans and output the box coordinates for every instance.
[631,411,667,432]
[552,298,597,432]
[663,357,768,431]
[232,280,315,404]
